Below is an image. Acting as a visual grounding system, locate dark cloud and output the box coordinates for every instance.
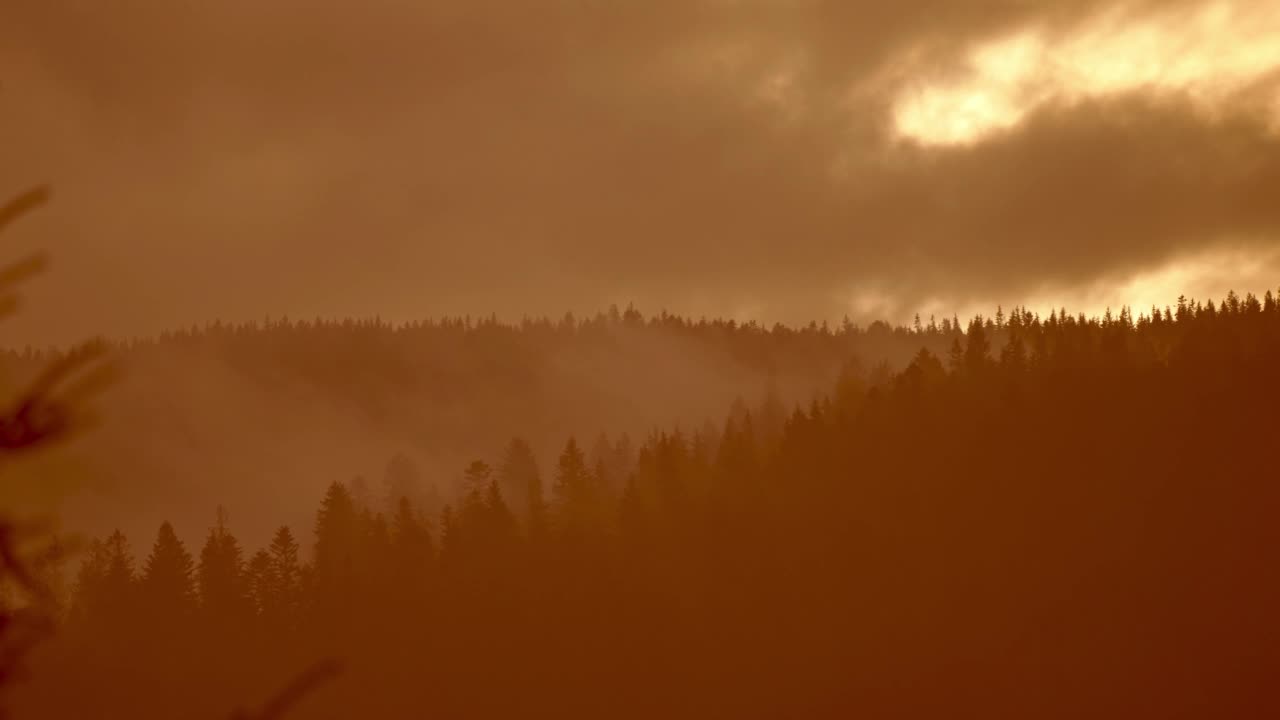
[2,0,1277,343]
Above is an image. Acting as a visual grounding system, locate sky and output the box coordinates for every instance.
[4,0,1280,344]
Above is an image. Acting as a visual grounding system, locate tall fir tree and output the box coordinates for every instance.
[314,481,359,614]
[197,508,249,626]
[499,438,546,540]
[268,525,303,622]
[245,549,278,621]
[552,437,592,537]
[140,522,196,623]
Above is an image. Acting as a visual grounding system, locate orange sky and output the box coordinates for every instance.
[4,0,1280,344]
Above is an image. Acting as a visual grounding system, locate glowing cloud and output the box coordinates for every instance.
[893,2,1280,146]
[900,243,1280,328]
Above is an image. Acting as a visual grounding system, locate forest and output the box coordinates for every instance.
[8,1,1280,714]
[7,291,1280,718]
[0,303,950,553]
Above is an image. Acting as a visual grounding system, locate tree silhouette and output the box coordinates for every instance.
[552,438,593,537]
[313,482,358,618]
[139,522,196,624]
[267,526,303,623]
[33,288,1280,718]
[198,509,250,627]
[246,549,278,622]
[499,438,545,539]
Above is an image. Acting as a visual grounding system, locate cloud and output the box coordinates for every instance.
[890,1,1280,145]
[1,0,1278,344]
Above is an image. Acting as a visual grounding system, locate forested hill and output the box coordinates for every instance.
[19,289,1280,719]
[0,305,952,549]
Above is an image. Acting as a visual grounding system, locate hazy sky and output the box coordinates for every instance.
[4,0,1280,344]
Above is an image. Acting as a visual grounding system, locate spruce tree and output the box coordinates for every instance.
[314,482,357,582]
[462,460,493,498]
[140,522,196,623]
[67,538,107,627]
[197,510,248,626]
[552,437,591,536]
[101,530,138,622]
[964,317,991,375]
[499,438,545,539]
[268,525,302,620]
[484,480,517,547]
[246,549,278,620]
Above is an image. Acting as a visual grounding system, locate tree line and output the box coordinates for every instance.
[14,290,1280,719]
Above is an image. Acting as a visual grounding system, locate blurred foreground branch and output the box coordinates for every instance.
[0,184,112,687]
[0,341,115,452]
[229,659,343,720]
[0,187,51,322]
[0,187,49,236]
[0,184,331,719]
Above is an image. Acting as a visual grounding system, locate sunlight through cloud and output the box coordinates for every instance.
[893,1,1280,146]
[906,244,1280,326]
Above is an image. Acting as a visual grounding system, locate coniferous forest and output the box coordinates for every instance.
[9,3,1280,716]
[10,292,1280,718]
[0,304,945,551]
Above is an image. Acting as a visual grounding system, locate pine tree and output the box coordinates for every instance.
[498,438,545,537]
[964,317,991,375]
[100,530,137,622]
[197,509,249,626]
[654,430,692,513]
[358,509,393,592]
[315,482,356,573]
[552,437,592,536]
[70,531,138,630]
[589,433,615,489]
[462,460,493,498]
[948,337,964,374]
[714,413,759,495]
[459,462,491,548]
[484,480,517,546]
[1000,332,1027,374]
[140,522,196,622]
[245,549,279,620]
[67,538,107,627]
[268,525,302,620]
[898,348,947,394]
[314,481,359,610]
